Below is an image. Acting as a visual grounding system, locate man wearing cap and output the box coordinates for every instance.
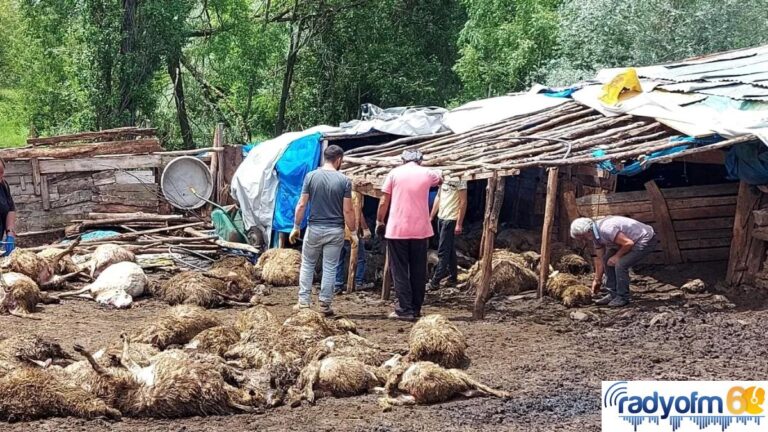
[376,149,442,320]
[569,216,659,307]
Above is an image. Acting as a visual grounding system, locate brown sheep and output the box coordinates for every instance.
[379,357,510,409]
[153,271,251,308]
[72,340,258,418]
[131,305,222,349]
[0,367,121,421]
[207,255,257,288]
[256,248,301,286]
[546,272,592,308]
[98,341,159,369]
[0,272,59,319]
[551,243,591,275]
[88,244,135,278]
[0,334,73,374]
[37,248,80,275]
[288,356,385,406]
[467,250,538,297]
[304,333,386,366]
[234,306,280,333]
[186,326,240,357]
[408,314,469,369]
[5,249,54,286]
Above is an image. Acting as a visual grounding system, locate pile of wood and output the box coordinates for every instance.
[576,182,738,264]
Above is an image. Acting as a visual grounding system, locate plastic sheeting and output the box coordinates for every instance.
[336,105,448,137]
[272,132,323,233]
[443,95,568,134]
[230,125,337,245]
[726,141,768,185]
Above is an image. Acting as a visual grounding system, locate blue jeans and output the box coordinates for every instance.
[298,225,345,305]
[603,235,659,301]
[335,239,366,289]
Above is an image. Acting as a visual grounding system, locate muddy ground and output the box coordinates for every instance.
[2,260,767,432]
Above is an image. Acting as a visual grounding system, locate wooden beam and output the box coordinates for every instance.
[39,154,163,174]
[40,175,50,211]
[347,192,363,293]
[727,182,763,285]
[538,168,560,299]
[381,246,392,300]
[644,180,682,264]
[30,158,41,196]
[1,139,161,160]
[473,173,505,320]
[677,150,726,165]
[27,127,157,146]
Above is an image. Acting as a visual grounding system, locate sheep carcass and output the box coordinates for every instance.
[288,356,384,406]
[234,306,280,333]
[304,332,385,366]
[0,334,73,374]
[153,271,251,308]
[379,357,510,409]
[70,339,258,418]
[185,326,240,357]
[0,272,58,319]
[88,244,135,278]
[408,314,469,369]
[132,304,221,350]
[55,261,147,308]
[545,271,592,307]
[255,248,301,286]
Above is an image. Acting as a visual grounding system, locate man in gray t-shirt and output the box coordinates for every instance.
[290,145,357,316]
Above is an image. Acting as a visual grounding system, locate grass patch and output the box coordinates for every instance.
[0,88,28,148]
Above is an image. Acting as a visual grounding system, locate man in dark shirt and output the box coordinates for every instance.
[0,159,17,255]
[290,145,357,316]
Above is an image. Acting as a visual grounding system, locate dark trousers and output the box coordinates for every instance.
[388,238,428,316]
[431,218,457,285]
[603,235,659,301]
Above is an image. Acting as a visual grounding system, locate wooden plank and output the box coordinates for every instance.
[54,176,95,195]
[115,170,155,185]
[577,202,653,216]
[50,190,93,208]
[674,217,734,231]
[677,150,726,165]
[381,246,392,300]
[27,127,157,146]
[30,158,41,195]
[645,180,682,264]
[39,154,163,174]
[678,237,732,250]
[537,168,559,299]
[662,183,738,199]
[92,203,158,213]
[676,228,733,240]
[3,160,32,177]
[1,138,161,160]
[474,173,505,320]
[669,205,735,221]
[97,183,158,193]
[683,247,730,263]
[727,181,762,285]
[40,175,50,210]
[666,195,737,209]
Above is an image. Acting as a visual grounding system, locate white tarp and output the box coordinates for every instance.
[230,125,338,245]
[333,105,449,137]
[443,94,568,134]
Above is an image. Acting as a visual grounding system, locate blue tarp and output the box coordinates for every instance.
[726,141,768,185]
[272,132,323,233]
[592,135,724,176]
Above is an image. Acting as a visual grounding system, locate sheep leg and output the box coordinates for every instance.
[8,309,42,320]
[378,394,416,411]
[73,344,110,376]
[42,270,87,290]
[119,333,142,372]
[383,364,408,397]
[53,286,91,299]
[222,299,252,307]
[23,358,52,368]
[457,372,511,399]
[51,237,81,271]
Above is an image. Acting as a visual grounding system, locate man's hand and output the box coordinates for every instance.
[289,226,301,244]
[591,279,602,295]
[607,255,619,267]
[375,221,386,238]
[454,223,463,235]
[362,228,372,240]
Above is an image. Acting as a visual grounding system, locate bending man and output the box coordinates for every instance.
[570,216,659,308]
[290,145,357,316]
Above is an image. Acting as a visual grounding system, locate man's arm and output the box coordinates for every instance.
[607,232,635,266]
[430,194,440,221]
[289,194,309,244]
[592,246,605,294]
[376,193,391,237]
[5,211,16,236]
[456,189,468,234]
[343,197,357,234]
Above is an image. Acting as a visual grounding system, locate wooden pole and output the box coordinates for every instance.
[215,123,226,204]
[347,192,363,293]
[727,181,765,285]
[644,180,682,264]
[209,124,222,205]
[473,173,505,320]
[538,168,560,299]
[381,246,392,300]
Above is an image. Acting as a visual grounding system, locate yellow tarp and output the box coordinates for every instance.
[599,68,642,105]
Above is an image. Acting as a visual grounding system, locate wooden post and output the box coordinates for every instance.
[278,232,286,248]
[347,192,363,293]
[381,246,392,300]
[538,168,560,299]
[727,182,765,285]
[209,124,223,204]
[215,123,226,204]
[473,173,505,320]
[644,180,682,264]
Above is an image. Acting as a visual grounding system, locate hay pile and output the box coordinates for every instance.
[256,249,302,286]
[545,272,592,308]
[467,250,538,297]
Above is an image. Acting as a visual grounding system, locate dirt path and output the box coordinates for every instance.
[1,266,766,432]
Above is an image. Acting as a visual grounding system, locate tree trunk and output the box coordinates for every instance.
[275,31,300,136]
[117,0,138,125]
[168,52,194,150]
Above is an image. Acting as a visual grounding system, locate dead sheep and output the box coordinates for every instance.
[546,271,592,308]
[495,228,541,252]
[283,308,340,338]
[36,248,79,275]
[56,261,148,309]
[153,271,251,308]
[256,248,301,286]
[4,249,54,286]
[408,314,469,369]
[206,256,257,289]
[0,272,59,320]
[99,341,159,369]
[88,244,135,278]
[0,334,74,374]
[132,305,222,350]
[185,326,240,357]
[71,339,258,418]
[467,250,538,297]
[551,243,591,275]
[304,332,386,366]
[234,306,280,334]
[379,357,510,409]
[288,356,385,406]
[0,367,121,421]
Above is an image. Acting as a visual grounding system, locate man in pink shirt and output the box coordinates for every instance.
[376,149,442,320]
